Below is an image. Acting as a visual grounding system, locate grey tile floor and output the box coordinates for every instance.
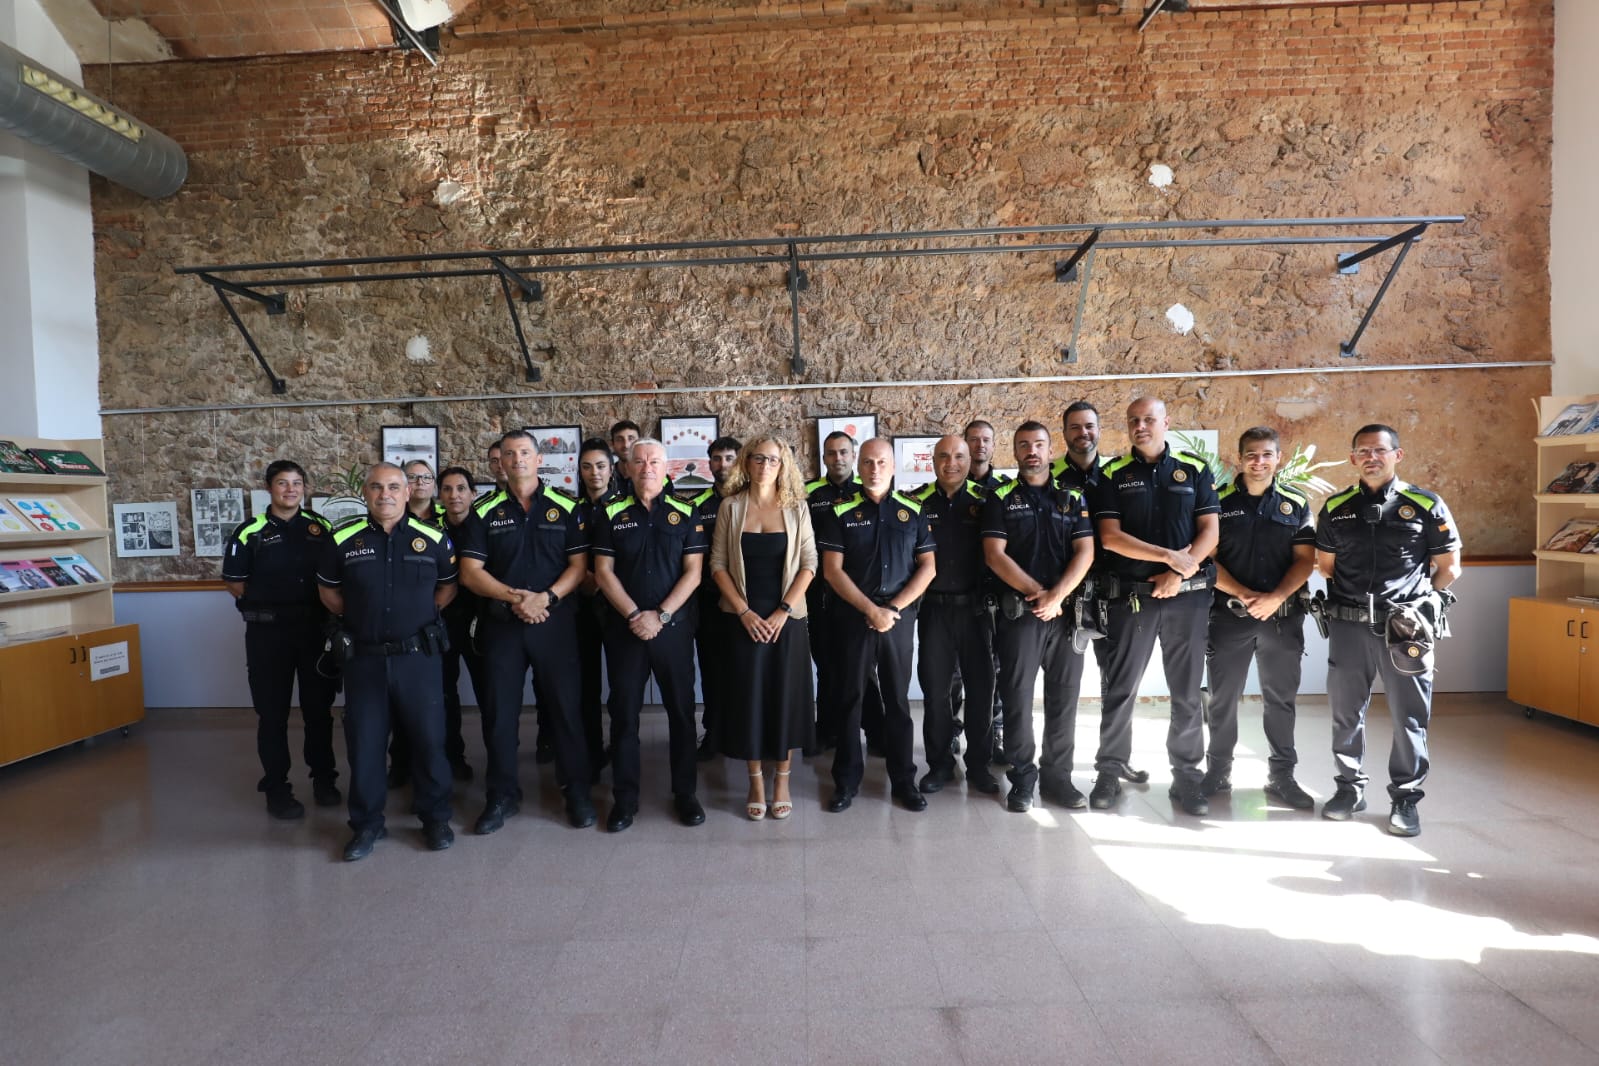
[4,693,1599,1065]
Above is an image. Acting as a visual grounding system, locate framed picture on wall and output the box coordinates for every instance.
[815,414,877,478]
[190,487,246,558]
[381,425,439,478]
[113,501,180,558]
[659,416,720,489]
[892,436,939,489]
[527,425,582,494]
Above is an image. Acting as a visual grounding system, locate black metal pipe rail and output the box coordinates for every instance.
[174,215,1466,392]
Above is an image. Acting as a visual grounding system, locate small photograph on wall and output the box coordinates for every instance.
[382,425,440,480]
[815,415,877,478]
[113,501,180,558]
[659,416,720,490]
[892,436,939,490]
[191,488,246,558]
[527,425,582,495]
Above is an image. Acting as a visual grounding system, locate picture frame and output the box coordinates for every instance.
[113,501,180,558]
[892,436,940,489]
[381,425,440,480]
[659,416,721,489]
[527,424,583,495]
[191,487,247,558]
[815,414,877,478]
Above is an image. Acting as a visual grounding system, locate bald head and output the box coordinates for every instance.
[1127,396,1170,459]
[933,434,970,492]
[859,437,895,497]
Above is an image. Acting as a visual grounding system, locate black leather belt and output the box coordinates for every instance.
[923,592,976,606]
[1327,603,1383,624]
[355,635,426,657]
[240,607,314,624]
[1217,594,1306,620]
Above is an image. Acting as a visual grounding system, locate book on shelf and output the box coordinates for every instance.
[1540,402,1599,438]
[1545,461,1599,494]
[50,554,102,583]
[0,501,29,533]
[1542,517,1599,553]
[7,497,85,533]
[1569,595,1599,606]
[1,560,53,591]
[25,448,104,477]
[0,440,47,474]
[33,558,76,586]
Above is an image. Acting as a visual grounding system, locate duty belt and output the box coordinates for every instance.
[240,606,315,624]
[923,591,977,606]
[1101,571,1214,599]
[354,634,428,657]
[1326,602,1385,625]
[1219,594,1307,620]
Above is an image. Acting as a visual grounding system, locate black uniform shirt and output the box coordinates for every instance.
[912,480,988,595]
[441,514,480,624]
[1315,479,1460,605]
[807,475,861,522]
[407,501,446,530]
[980,478,1092,588]
[457,482,587,592]
[815,489,936,600]
[592,492,707,609]
[970,468,1009,493]
[1214,476,1316,594]
[578,489,622,575]
[316,514,457,644]
[1052,453,1108,497]
[221,509,332,610]
[686,488,725,606]
[1092,446,1220,579]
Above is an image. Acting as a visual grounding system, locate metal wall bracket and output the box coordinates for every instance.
[496,272,542,382]
[786,243,806,376]
[197,272,285,315]
[1054,228,1101,284]
[1338,227,1423,359]
[1335,222,1427,275]
[1061,247,1097,363]
[490,257,544,302]
[211,285,286,394]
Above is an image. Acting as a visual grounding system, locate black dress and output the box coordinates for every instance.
[718,531,816,761]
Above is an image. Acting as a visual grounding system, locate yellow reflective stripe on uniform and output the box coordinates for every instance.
[912,483,936,504]
[235,515,267,544]
[966,480,987,499]
[302,509,332,529]
[333,518,368,545]
[1397,487,1438,512]
[664,494,694,517]
[545,488,577,513]
[605,496,636,521]
[1325,487,1359,512]
[474,490,508,518]
[891,491,922,514]
[994,480,1019,500]
[1101,454,1133,477]
[1049,456,1067,479]
[1218,482,1238,501]
[832,496,861,517]
[1175,450,1207,473]
[805,477,828,494]
[1276,483,1308,507]
[691,488,715,507]
[406,516,444,543]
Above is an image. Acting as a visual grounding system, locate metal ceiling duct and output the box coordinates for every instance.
[0,41,186,199]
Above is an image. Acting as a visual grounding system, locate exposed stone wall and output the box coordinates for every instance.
[85,1,1552,579]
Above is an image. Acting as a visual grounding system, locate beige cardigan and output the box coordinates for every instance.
[708,492,818,619]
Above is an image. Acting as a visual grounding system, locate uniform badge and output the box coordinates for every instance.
[897,509,909,522]
[496,508,505,518]
[307,524,322,536]
[1280,501,1293,515]
[1398,505,1417,520]
[1407,645,1421,658]
[854,511,863,521]
[353,538,364,549]
[969,505,980,517]
[667,511,682,525]
[1172,469,1188,483]
[546,508,560,522]
[411,537,426,552]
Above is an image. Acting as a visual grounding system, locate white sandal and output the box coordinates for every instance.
[771,769,793,820]
[746,770,767,821]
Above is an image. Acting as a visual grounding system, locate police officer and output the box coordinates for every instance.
[486,440,507,492]
[593,438,709,831]
[689,435,741,760]
[1090,397,1219,817]
[388,458,447,788]
[316,463,458,861]
[1204,427,1317,809]
[806,431,863,752]
[458,430,597,832]
[962,417,1008,760]
[816,437,937,812]
[912,434,1000,795]
[964,419,1006,491]
[1315,424,1460,837]
[222,459,340,819]
[610,420,641,497]
[575,438,620,775]
[437,465,485,782]
[982,422,1095,812]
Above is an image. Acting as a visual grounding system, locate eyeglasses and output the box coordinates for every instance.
[406,474,435,483]
[1352,448,1394,460]
[748,454,782,466]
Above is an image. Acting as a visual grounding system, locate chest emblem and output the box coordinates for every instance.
[495,508,505,519]
[897,509,909,522]
[667,511,682,525]
[1280,502,1293,515]
[546,508,560,522]
[1398,504,1417,521]
[411,537,426,552]
[1172,468,1188,483]
[854,511,863,521]
[307,524,322,537]
[969,505,980,517]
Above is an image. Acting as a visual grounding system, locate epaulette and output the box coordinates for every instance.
[911,483,937,503]
[1324,486,1360,513]
[233,515,267,544]
[1175,450,1208,473]
[406,516,444,543]
[993,480,1020,500]
[543,486,577,513]
[966,479,988,499]
[1049,456,1068,480]
[473,490,509,518]
[302,508,332,529]
[547,483,578,501]
[1275,482,1309,507]
[605,496,637,520]
[1397,485,1440,512]
[891,490,922,514]
[831,493,863,517]
[1101,454,1134,477]
[805,477,828,495]
[1218,482,1239,501]
[332,516,370,544]
[663,494,695,516]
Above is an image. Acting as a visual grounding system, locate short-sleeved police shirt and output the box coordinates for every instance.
[815,489,936,601]
[1315,479,1461,605]
[578,489,621,576]
[592,493,708,609]
[912,480,988,595]
[1092,446,1220,580]
[316,514,458,644]
[440,514,481,624]
[1215,477,1316,594]
[408,502,446,530]
[221,509,332,610]
[457,482,587,592]
[1052,454,1108,498]
[806,476,861,524]
[980,479,1092,589]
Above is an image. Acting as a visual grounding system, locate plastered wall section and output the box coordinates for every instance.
[83,1,1553,579]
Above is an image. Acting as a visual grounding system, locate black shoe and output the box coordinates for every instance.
[1121,765,1150,784]
[534,739,555,765]
[990,728,1008,766]
[312,780,342,808]
[893,784,928,812]
[1041,781,1088,810]
[1088,773,1122,810]
[342,826,387,862]
[1006,785,1033,813]
[265,789,305,820]
[450,760,473,782]
[423,821,454,852]
[1200,765,1232,797]
[386,765,410,790]
[967,769,1002,795]
[473,797,519,835]
[674,794,706,827]
[1388,797,1421,837]
[826,789,855,813]
[606,805,635,833]
[696,738,717,763]
[918,766,955,794]
[566,793,597,828]
[1264,776,1315,811]
[1321,785,1367,821]
[1169,778,1210,817]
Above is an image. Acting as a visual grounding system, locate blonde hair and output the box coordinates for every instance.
[721,434,806,509]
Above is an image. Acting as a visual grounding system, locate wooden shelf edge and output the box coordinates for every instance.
[0,583,106,605]
[114,579,229,593]
[1532,550,1599,565]
[1533,494,1599,505]
[0,472,106,487]
[0,529,109,546]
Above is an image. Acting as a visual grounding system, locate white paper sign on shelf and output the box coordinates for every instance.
[88,641,130,681]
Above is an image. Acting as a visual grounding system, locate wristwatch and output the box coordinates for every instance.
[544,588,561,607]
[779,602,794,614]
[658,608,674,625]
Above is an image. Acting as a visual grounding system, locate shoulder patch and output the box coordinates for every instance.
[544,487,577,513]
[1175,450,1207,473]
[1275,483,1308,507]
[1049,457,1067,479]
[1217,482,1238,501]
[805,477,828,495]
[333,518,368,545]
[832,495,861,517]
[1102,455,1134,478]
[605,497,636,521]
[663,494,695,517]
[691,488,715,506]
[1324,486,1359,513]
[912,483,936,503]
[966,480,988,499]
[301,509,332,529]
[891,491,922,514]
[474,490,508,518]
[234,515,267,544]
[1397,487,1439,512]
[407,516,444,542]
[994,480,1020,500]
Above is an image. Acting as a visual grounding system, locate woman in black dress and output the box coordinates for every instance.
[710,435,818,820]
